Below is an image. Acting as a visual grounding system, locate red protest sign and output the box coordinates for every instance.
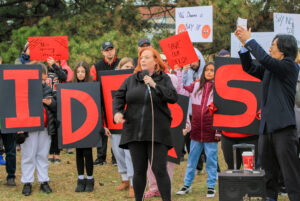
[159,31,198,69]
[28,36,69,61]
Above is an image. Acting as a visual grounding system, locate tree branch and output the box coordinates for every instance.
[0,0,26,8]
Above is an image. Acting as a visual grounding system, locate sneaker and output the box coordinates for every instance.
[112,160,117,166]
[40,182,52,193]
[48,158,54,163]
[206,188,216,198]
[93,158,106,165]
[279,186,288,196]
[6,178,16,186]
[54,158,61,164]
[0,155,6,165]
[22,183,32,196]
[66,148,73,154]
[176,186,192,195]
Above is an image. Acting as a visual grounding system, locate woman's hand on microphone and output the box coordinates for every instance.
[114,112,125,124]
[143,75,156,88]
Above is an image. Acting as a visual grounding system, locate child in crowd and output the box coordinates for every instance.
[176,62,220,198]
[20,64,56,196]
[46,57,68,163]
[71,61,95,192]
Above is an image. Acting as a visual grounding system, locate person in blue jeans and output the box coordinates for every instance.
[176,63,220,198]
[0,135,6,165]
[0,121,17,186]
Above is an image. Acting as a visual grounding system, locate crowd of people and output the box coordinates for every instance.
[0,29,300,201]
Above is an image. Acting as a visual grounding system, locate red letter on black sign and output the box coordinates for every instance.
[3,69,40,128]
[61,89,99,144]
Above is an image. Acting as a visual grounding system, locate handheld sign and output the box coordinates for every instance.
[212,57,261,135]
[274,13,300,46]
[57,82,101,148]
[0,65,44,133]
[28,36,69,61]
[159,32,198,69]
[99,69,134,134]
[231,32,274,58]
[176,6,213,42]
[167,95,189,164]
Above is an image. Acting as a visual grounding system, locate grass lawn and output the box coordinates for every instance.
[0,141,289,201]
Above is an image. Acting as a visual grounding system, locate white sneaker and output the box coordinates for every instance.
[176,186,192,195]
[206,188,216,198]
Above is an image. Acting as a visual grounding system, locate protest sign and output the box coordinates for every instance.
[98,69,134,134]
[28,36,69,61]
[167,95,189,164]
[274,13,300,46]
[213,57,261,135]
[57,82,101,148]
[176,6,213,42]
[0,65,44,133]
[160,32,198,68]
[231,32,274,58]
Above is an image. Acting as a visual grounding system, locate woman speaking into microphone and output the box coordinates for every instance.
[113,47,178,201]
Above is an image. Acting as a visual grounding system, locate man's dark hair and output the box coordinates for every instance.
[273,34,298,60]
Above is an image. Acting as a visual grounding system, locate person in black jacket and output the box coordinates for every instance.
[46,57,68,163]
[71,61,96,193]
[90,41,119,166]
[113,47,178,201]
[20,64,56,196]
[235,26,300,201]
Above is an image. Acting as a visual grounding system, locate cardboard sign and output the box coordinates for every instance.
[98,69,134,134]
[231,32,275,58]
[160,32,198,68]
[28,36,69,61]
[175,6,213,42]
[167,95,189,164]
[213,57,261,135]
[57,82,101,148]
[0,65,44,133]
[274,13,300,46]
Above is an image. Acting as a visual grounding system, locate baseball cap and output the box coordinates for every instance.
[102,41,114,51]
[138,38,151,47]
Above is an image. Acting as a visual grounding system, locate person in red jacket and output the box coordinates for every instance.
[90,41,119,165]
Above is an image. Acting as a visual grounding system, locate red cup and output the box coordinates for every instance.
[242,151,254,171]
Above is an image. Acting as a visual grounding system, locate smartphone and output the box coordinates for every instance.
[237,17,247,30]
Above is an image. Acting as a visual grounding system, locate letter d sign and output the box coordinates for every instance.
[57,82,102,148]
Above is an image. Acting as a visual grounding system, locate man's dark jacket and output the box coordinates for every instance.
[239,39,299,134]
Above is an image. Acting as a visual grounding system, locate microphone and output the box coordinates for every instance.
[142,70,151,94]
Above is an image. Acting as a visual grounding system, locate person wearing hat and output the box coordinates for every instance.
[90,41,120,80]
[90,41,120,166]
[218,49,230,57]
[15,42,31,64]
[134,38,151,67]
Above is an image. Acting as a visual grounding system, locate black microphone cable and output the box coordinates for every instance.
[141,71,155,201]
